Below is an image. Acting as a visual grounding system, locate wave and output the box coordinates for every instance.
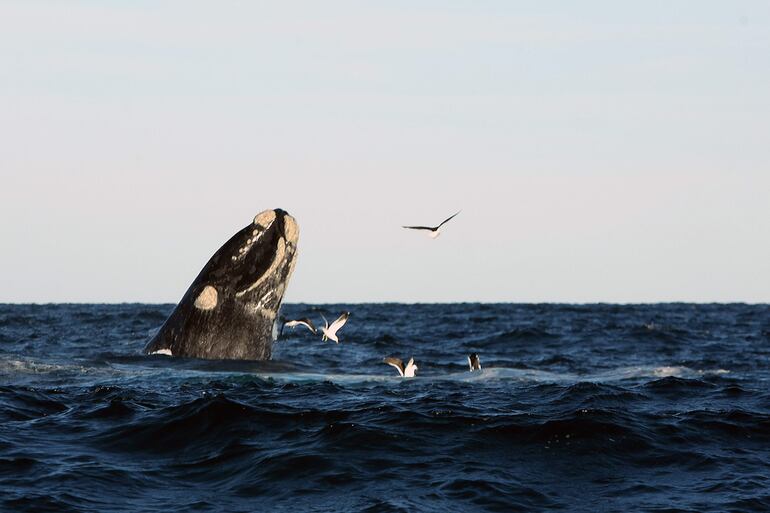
[438,478,558,510]
[94,395,263,453]
[675,409,770,441]
[626,323,696,344]
[0,385,68,421]
[484,327,561,344]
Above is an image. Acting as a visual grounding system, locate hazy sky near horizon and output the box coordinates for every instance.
[1,1,769,303]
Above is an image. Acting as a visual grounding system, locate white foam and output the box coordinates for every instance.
[593,366,730,381]
[0,353,730,389]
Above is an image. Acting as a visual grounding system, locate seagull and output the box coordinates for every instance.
[383,357,418,377]
[279,316,317,337]
[468,353,481,371]
[402,210,461,239]
[320,312,350,343]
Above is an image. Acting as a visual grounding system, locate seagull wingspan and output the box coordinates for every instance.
[328,312,349,334]
[437,210,461,229]
[403,211,460,231]
[280,318,318,338]
[297,318,317,333]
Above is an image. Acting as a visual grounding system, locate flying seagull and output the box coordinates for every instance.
[320,312,350,343]
[468,353,481,371]
[279,316,317,337]
[383,357,418,377]
[402,210,461,239]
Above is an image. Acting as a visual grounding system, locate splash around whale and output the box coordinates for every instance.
[143,208,298,361]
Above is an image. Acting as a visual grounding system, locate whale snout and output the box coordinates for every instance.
[227,208,299,305]
[252,209,298,246]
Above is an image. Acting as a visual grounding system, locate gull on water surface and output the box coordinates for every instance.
[468,353,481,371]
[383,357,418,377]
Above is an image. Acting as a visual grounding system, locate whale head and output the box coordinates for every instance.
[144,208,299,360]
[199,208,299,310]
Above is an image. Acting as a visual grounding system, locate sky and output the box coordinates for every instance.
[1,1,769,303]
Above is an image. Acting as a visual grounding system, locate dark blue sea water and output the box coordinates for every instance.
[2,303,770,512]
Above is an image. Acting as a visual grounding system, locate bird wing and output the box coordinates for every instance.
[404,358,417,376]
[328,312,349,334]
[321,314,329,330]
[402,225,434,231]
[298,318,317,333]
[383,357,404,376]
[437,210,461,228]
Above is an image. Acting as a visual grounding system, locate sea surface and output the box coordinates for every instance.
[1,303,770,512]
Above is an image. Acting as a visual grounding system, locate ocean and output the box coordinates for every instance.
[1,303,769,512]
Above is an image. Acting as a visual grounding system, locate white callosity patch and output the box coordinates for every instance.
[233,210,277,263]
[194,285,218,310]
[282,214,299,246]
[253,209,277,229]
[150,348,173,356]
[283,214,299,273]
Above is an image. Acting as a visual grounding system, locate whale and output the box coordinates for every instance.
[143,208,299,360]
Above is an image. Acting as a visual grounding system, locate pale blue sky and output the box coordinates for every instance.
[1,1,769,303]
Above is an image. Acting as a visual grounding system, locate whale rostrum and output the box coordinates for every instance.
[144,208,299,360]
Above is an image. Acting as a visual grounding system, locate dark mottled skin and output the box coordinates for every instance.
[143,209,298,360]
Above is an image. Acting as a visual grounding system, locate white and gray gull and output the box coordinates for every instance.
[320,312,350,343]
[279,316,317,337]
